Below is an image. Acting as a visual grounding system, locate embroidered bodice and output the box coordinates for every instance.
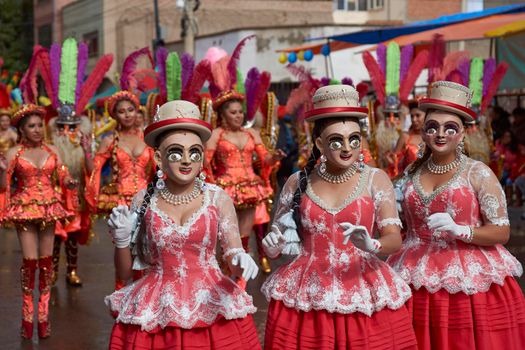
[387,158,522,295]
[213,130,259,184]
[261,166,411,316]
[114,147,153,196]
[105,184,256,331]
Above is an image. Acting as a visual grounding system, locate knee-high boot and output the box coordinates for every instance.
[20,258,37,339]
[37,256,53,338]
[52,236,61,285]
[254,223,271,273]
[65,234,82,286]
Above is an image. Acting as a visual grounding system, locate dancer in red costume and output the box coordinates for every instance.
[388,81,525,350]
[105,100,260,349]
[0,104,77,339]
[262,85,417,350]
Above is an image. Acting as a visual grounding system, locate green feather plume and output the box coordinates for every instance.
[235,69,246,112]
[385,42,401,96]
[469,57,483,106]
[58,38,78,104]
[166,52,182,101]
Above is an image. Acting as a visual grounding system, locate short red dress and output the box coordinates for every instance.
[105,185,261,349]
[388,157,525,350]
[262,167,417,349]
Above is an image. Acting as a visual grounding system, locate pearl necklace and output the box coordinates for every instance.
[317,163,358,184]
[427,154,464,175]
[159,181,201,206]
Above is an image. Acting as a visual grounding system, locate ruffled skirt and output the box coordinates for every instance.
[264,300,417,350]
[4,195,73,227]
[109,316,261,350]
[409,276,525,350]
[216,174,270,209]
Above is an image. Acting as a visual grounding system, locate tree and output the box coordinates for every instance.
[0,0,34,72]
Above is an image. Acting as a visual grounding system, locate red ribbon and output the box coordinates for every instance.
[419,98,476,120]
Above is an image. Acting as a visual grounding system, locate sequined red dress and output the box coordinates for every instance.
[206,129,271,209]
[387,158,525,350]
[86,141,154,214]
[105,185,260,349]
[262,167,417,349]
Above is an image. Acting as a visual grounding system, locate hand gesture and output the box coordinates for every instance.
[231,253,259,280]
[340,222,381,254]
[107,205,138,248]
[262,225,287,258]
[427,212,472,243]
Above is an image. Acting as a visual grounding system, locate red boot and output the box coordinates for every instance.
[38,256,53,339]
[20,258,37,339]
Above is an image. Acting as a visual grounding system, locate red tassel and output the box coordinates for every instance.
[362,51,386,105]
[399,50,429,102]
[481,62,508,114]
[76,55,114,114]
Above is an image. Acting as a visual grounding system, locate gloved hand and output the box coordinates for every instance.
[427,212,473,243]
[340,222,382,254]
[231,253,259,280]
[107,205,137,248]
[262,225,287,258]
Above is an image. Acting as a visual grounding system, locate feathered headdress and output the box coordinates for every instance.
[244,67,271,123]
[363,42,429,112]
[284,64,321,122]
[208,35,255,110]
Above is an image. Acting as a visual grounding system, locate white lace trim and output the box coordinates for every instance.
[377,218,403,229]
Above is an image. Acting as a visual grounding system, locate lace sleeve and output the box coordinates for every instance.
[215,188,245,260]
[469,161,510,226]
[130,189,149,270]
[271,172,301,254]
[370,168,403,229]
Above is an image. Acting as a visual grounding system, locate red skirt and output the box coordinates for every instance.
[109,316,261,350]
[264,300,417,350]
[409,276,525,350]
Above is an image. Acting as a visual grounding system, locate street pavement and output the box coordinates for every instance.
[1,208,524,349]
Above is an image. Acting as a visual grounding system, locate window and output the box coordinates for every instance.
[38,24,52,47]
[83,31,99,58]
[335,0,378,11]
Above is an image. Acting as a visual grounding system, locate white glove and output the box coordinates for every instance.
[427,212,473,243]
[107,205,137,248]
[262,225,287,258]
[231,252,259,280]
[340,222,382,254]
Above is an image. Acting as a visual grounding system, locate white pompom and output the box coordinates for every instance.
[282,242,301,255]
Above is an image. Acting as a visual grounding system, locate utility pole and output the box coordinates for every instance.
[153,0,164,54]
[179,0,199,56]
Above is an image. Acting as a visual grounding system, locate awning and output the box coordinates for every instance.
[485,19,525,37]
[387,13,525,46]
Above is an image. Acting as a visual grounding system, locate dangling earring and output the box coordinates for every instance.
[156,169,166,190]
[358,152,365,171]
[199,171,206,182]
[456,139,464,158]
[417,142,425,159]
[319,154,327,174]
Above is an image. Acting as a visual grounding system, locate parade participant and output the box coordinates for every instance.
[388,81,525,349]
[389,100,425,173]
[105,100,261,349]
[205,39,285,259]
[262,85,417,350]
[0,104,77,339]
[363,42,429,177]
[43,38,114,287]
[0,107,17,155]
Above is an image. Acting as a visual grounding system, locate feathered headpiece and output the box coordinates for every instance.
[209,35,255,110]
[284,64,321,122]
[20,38,113,121]
[244,67,271,123]
[363,42,429,113]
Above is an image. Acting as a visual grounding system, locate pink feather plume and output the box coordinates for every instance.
[76,54,114,114]
[480,62,508,114]
[399,49,429,102]
[227,35,255,88]
[120,47,153,91]
[362,50,386,105]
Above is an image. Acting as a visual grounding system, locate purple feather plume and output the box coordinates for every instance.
[156,47,169,98]
[320,77,331,87]
[245,67,260,119]
[341,77,354,87]
[75,42,89,104]
[50,43,61,108]
[458,59,471,86]
[376,44,387,75]
[482,58,496,97]
[399,45,414,85]
[181,53,195,90]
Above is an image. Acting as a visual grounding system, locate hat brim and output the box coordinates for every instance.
[419,99,476,123]
[144,119,212,147]
[305,107,368,122]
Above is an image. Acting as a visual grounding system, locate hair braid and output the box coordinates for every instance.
[111,132,120,185]
[135,171,158,265]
